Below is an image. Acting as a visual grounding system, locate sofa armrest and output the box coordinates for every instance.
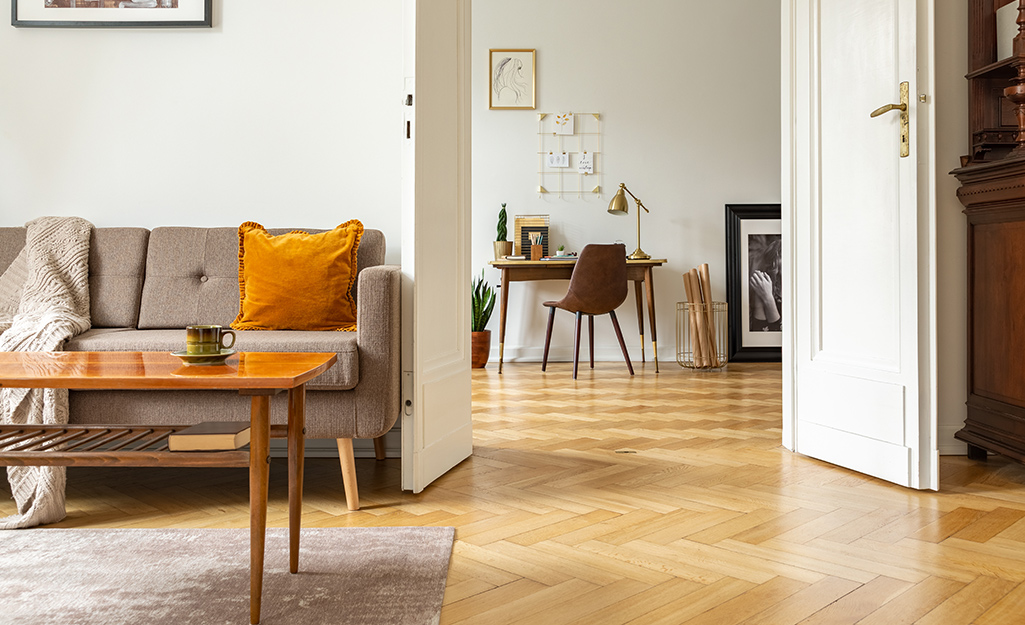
[353,265,402,438]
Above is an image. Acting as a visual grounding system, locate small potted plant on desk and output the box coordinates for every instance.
[471,270,496,368]
[494,203,513,260]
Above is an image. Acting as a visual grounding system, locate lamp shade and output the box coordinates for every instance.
[608,185,629,215]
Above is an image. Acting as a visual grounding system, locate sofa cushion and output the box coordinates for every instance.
[231,221,362,332]
[0,227,150,329]
[137,227,241,329]
[65,328,359,390]
[0,240,26,326]
[137,227,387,330]
[0,228,25,275]
[89,228,150,328]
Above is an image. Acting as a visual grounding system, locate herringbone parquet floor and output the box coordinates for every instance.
[3,362,1025,624]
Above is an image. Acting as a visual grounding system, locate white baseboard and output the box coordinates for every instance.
[269,429,402,459]
[938,424,967,456]
[495,345,659,363]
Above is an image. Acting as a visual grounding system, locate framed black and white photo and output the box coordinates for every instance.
[13,0,212,28]
[489,49,535,110]
[726,203,782,362]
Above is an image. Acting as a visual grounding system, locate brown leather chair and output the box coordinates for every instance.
[541,243,635,379]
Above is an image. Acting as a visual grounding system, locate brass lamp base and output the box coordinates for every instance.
[628,249,650,260]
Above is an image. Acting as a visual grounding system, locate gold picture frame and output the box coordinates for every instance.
[489,49,536,110]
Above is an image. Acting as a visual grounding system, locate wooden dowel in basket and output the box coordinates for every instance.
[689,269,713,368]
[682,272,705,367]
[698,264,720,367]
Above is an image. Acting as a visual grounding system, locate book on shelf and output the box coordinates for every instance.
[169,422,251,451]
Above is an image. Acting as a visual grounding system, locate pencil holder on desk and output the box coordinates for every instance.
[530,245,543,261]
[676,301,728,369]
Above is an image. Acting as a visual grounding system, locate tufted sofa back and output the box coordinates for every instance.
[0,225,386,330]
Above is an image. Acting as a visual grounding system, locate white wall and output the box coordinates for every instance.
[0,1,403,263]
[471,0,781,363]
[934,2,968,454]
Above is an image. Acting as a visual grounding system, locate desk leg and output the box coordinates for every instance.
[288,384,306,575]
[644,267,659,373]
[498,269,509,374]
[634,282,646,363]
[250,395,271,625]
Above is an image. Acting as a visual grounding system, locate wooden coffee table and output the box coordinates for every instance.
[0,351,337,625]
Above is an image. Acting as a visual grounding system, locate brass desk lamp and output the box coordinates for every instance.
[607,183,651,260]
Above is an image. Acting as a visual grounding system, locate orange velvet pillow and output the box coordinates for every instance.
[230,220,363,331]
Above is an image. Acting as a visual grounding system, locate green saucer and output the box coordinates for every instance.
[170,349,237,366]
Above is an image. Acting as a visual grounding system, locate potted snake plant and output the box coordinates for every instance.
[471,270,496,368]
[493,203,513,260]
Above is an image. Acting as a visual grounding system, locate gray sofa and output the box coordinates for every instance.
[0,225,401,511]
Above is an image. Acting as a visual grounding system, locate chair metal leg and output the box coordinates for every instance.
[588,315,595,369]
[542,306,556,372]
[573,311,583,379]
[609,310,634,375]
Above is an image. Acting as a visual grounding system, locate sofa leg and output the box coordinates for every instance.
[336,438,360,511]
[373,435,387,460]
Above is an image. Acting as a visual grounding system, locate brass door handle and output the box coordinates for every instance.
[869,81,910,157]
[869,102,907,117]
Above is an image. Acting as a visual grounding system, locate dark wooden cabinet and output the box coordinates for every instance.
[953,161,1025,462]
[953,0,1025,463]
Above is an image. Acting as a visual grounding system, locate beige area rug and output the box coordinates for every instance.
[0,526,454,625]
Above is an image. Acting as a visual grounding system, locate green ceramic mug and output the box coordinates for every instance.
[185,325,236,355]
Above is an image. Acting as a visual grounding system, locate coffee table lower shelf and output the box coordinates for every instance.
[0,424,250,467]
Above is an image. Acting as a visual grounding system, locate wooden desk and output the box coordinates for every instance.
[0,351,337,625]
[489,258,667,373]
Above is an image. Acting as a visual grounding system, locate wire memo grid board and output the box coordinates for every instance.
[537,112,602,198]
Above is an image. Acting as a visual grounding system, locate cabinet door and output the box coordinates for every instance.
[971,220,1025,407]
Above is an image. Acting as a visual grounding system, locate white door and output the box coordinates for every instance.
[783,0,938,489]
[399,0,474,493]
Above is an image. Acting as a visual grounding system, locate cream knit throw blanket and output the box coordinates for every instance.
[0,217,93,529]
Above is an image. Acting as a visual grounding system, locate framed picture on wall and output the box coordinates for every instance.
[725,203,782,362]
[12,0,212,28]
[489,49,535,110]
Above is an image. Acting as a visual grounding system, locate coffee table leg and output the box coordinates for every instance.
[287,384,306,574]
[250,395,271,625]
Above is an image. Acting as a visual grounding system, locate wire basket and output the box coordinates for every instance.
[676,301,728,369]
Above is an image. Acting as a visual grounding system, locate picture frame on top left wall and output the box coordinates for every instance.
[12,0,212,28]
[489,49,535,110]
